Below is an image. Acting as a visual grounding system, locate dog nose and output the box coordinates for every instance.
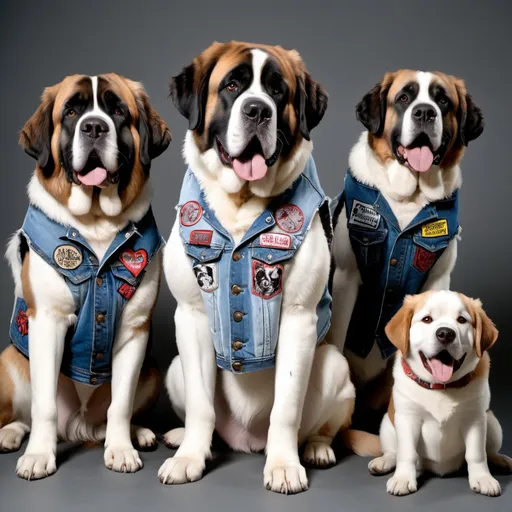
[412,103,437,124]
[436,327,456,344]
[242,100,272,124]
[81,117,109,139]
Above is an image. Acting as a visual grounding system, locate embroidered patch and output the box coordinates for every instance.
[180,201,203,227]
[252,260,284,299]
[413,246,437,273]
[118,283,137,300]
[119,249,148,277]
[259,233,292,249]
[53,244,83,270]
[275,204,304,233]
[422,219,448,238]
[193,264,218,293]
[16,309,29,336]
[349,200,381,230]
[190,230,213,246]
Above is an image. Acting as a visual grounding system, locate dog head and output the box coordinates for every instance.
[356,70,483,173]
[20,74,171,217]
[170,41,328,197]
[385,291,498,385]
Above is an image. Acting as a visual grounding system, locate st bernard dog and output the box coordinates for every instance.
[368,291,512,496]
[159,41,364,494]
[329,70,484,410]
[0,74,171,480]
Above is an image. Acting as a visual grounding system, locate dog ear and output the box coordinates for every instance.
[469,299,498,358]
[295,72,328,141]
[455,80,484,146]
[385,295,416,355]
[19,84,59,176]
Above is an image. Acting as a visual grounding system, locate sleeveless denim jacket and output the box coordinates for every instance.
[10,205,164,385]
[177,156,332,373]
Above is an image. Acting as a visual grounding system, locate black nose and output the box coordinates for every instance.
[436,327,456,344]
[242,99,272,124]
[412,103,437,124]
[81,117,109,139]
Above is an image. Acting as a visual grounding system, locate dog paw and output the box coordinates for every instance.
[489,453,512,474]
[133,427,156,450]
[303,441,336,468]
[158,456,205,484]
[104,445,143,473]
[369,454,396,476]
[264,462,309,494]
[386,473,417,496]
[0,429,25,453]
[16,452,57,480]
[469,474,501,497]
[161,428,185,449]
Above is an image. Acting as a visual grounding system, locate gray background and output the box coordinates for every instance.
[0,0,511,510]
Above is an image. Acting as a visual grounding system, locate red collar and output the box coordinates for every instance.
[401,358,475,390]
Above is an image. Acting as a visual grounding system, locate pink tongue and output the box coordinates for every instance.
[77,167,107,187]
[232,154,268,181]
[406,146,434,173]
[428,358,454,383]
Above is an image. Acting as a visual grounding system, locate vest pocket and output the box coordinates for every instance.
[349,227,388,266]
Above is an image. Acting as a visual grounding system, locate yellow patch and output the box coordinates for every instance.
[422,219,449,238]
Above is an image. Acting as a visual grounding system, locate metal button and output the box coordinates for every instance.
[267,254,273,261]
[363,237,369,243]
[95,352,104,361]
[233,311,243,322]
[390,258,398,267]
[96,313,106,323]
[72,231,77,237]
[231,285,243,295]
[232,252,242,262]
[265,217,272,224]
[96,277,103,286]
[90,377,98,384]
[125,232,130,239]
[232,339,243,351]
[232,361,244,372]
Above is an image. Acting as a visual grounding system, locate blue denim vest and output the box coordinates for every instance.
[332,170,459,359]
[178,156,332,373]
[9,205,165,385]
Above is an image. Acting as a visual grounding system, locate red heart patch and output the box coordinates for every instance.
[119,249,148,277]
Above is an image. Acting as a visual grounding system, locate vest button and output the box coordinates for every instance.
[90,377,98,384]
[96,313,106,323]
[232,339,244,351]
[232,252,242,261]
[233,311,244,322]
[231,285,243,295]
[390,258,398,266]
[232,361,244,372]
[96,277,103,286]
[95,352,104,361]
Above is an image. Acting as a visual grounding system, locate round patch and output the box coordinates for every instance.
[180,201,203,227]
[53,244,83,270]
[275,204,304,233]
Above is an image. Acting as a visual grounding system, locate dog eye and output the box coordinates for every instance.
[438,95,448,105]
[226,81,239,93]
[399,94,409,103]
[114,108,123,116]
[457,316,467,324]
[422,316,433,324]
[66,109,77,118]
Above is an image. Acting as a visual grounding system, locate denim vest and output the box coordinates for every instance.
[332,170,459,359]
[178,156,332,373]
[10,205,164,385]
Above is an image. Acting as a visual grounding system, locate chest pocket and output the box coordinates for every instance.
[349,227,388,267]
[411,234,451,274]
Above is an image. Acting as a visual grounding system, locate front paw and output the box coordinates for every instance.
[104,445,143,473]
[264,461,309,494]
[303,441,336,468]
[369,454,396,476]
[469,474,501,497]
[0,429,25,453]
[158,456,205,484]
[386,473,418,496]
[16,452,57,480]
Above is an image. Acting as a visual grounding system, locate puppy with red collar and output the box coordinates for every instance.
[369,291,512,496]
[0,74,170,480]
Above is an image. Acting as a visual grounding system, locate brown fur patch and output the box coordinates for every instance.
[340,429,382,457]
[387,395,395,426]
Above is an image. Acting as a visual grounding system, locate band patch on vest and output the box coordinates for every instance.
[180,201,203,227]
[413,246,437,273]
[120,249,148,277]
[422,219,448,238]
[348,200,380,230]
[259,233,292,249]
[194,264,218,293]
[275,204,304,233]
[190,230,213,246]
[252,261,283,299]
[16,309,29,336]
[118,283,137,300]
[53,244,83,270]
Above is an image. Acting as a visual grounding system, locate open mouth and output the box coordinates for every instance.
[395,133,448,173]
[74,151,120,188]
[420,350,467,383]
[216,137,281,182]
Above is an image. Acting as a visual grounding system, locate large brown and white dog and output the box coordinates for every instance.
[368,291,512,496]
[0,74,171,480]
[329,71,484,405]
[159,41,362,494]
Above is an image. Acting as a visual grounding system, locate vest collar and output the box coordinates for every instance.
[401,357,475,390]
